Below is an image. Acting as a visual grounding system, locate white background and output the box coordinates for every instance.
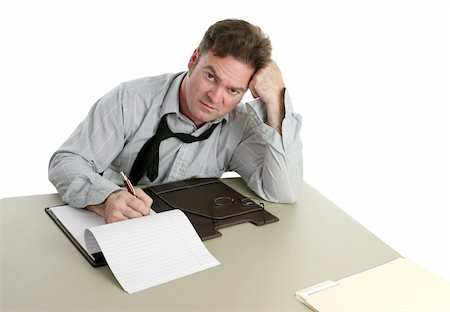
[1,1,448,281]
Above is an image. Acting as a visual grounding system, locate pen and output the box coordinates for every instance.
[120,171,137,197]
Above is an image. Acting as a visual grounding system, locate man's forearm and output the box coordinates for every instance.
[239,89,303,203]
[49,151,122,208]
[249,122,303,203]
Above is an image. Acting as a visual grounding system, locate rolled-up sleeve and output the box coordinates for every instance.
[230,90,303,203]
[48,85,127,207]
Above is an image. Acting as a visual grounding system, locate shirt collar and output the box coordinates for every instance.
[159,72,185,118]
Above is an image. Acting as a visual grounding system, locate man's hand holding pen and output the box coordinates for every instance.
[87,172,153,223]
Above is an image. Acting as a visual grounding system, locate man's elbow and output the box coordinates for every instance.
[271,191,299,204]
[261,183,301,204]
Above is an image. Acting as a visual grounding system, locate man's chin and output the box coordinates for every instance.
[195,108,217,122]
[188,112,214,127]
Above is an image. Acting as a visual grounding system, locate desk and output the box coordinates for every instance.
[0,179,400,311]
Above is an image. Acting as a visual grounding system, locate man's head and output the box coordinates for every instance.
[179,19,272,127]
[197,19,272,72]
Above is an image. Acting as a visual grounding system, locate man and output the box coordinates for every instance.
[49,19,303,223]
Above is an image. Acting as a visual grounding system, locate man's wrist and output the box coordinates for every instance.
[266,88,286,134]
[86,203,105,217]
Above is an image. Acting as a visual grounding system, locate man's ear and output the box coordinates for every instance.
[188,48,200,71]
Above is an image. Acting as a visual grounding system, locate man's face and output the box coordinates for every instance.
[179,49,255,127]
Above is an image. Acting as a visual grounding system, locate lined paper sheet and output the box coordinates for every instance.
[49,205,105,255]
[84,209,220,293]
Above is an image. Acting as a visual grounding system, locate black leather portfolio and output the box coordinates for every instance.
[144,178,279,240]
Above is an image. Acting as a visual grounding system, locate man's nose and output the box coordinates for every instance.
[207,85,223,104]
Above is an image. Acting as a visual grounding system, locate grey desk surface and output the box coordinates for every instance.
[0,179,400,312]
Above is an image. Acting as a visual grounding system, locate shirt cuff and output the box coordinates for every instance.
[63,173,123,208]
[245,89,302,152]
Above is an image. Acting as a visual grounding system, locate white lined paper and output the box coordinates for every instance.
[84,209,220,293]
[49,205,104,255]
[49,205,220,293]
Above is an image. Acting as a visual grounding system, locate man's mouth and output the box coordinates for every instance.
[201,101,216,111]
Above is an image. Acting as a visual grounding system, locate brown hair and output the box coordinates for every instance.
[198,19,272,70]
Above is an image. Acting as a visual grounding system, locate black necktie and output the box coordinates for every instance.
[129,114,219,185]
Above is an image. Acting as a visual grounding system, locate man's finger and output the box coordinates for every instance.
[122,207,145,219]
[134,188,153,215]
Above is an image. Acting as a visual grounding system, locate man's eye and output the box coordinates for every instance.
[206,73,215,80]
[230,89,240,95]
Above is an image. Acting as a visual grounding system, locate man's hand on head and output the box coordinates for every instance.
[248,60,286,134]
[87,188,153,223]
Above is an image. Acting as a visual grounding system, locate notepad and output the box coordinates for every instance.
[47,205,220,293]
[295,258,450,312]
